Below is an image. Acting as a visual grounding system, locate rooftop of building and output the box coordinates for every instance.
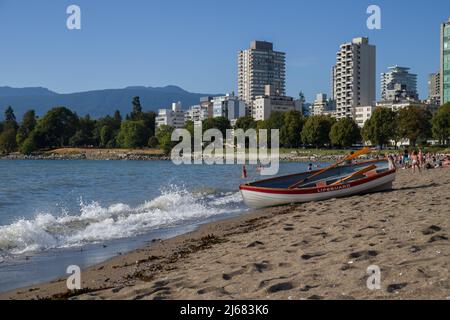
[386,65,411,71]
[339,37,370,48]
[250,41,273,51]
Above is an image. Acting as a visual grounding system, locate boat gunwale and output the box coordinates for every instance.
[239,159,396,195]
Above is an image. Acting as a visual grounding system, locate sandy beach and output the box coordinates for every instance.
[1,167,449,300]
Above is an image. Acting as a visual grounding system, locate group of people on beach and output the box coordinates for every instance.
[392,149,450,173]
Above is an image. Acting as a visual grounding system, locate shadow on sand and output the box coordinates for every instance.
[391,183,440,192]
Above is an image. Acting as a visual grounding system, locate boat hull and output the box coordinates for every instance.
[240,169,396,209]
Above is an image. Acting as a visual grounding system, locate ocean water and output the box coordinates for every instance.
[0,160,313,293]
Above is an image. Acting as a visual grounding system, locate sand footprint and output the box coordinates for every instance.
[348,250,378,260]
[267,282,294,293]
[386,283,408,293]
[422,225,442,235]
[301,252,326,260]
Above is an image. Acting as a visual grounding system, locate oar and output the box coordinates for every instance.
[329,164,377,186]
[288,147,371,189]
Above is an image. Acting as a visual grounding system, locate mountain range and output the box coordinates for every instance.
[0,86,222,119]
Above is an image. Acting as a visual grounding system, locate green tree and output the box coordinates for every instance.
[255,112,287,147]
[235,116,257,131]
[3,106,18,131]
[4,106,16,122]
[391,112,402,149]
[100,125,115,148]
[33,107,79,148]
[141,111,156,137]
[16,110,37,145]
[280,110,304,148]
[92,114,122,147]
[70,114,95,147]
[0,128,18,154]
[397,106,432,146]
[69,130,90,147]
[113,110,122,125]
[432,103,450,145]
[116,120,150,148]
[156,125,175,154]
[130,96,143,120]
[255,120,269,147]
[19,132,38,155]
[361,107,396,149]
[182,120,196,148]
[330,118,361,148]
[301,115,335,148]
[265,112,285,130]
[184,120,195,136]
[148,136,159,148]
[202,117,231,136]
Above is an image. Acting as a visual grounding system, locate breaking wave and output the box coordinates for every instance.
[0,186,244,257]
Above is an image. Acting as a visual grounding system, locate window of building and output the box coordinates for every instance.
[445,26,450,36]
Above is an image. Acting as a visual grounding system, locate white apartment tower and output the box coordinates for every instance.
[332,37,376,119]
[238,41,286,106]
[381,66,418,101]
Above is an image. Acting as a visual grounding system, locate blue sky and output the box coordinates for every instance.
[0,0,449,101]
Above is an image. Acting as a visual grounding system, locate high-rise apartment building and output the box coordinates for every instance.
[238,41,286,106]
[440,17,450,104]
[381,66,418,101]
[428,72,441,105]
[332,37,376,119]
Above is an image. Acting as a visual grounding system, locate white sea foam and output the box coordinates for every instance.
[0,187,244,257]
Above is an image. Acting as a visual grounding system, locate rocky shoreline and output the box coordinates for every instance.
[0,150,345,163]
[0,153,171,161]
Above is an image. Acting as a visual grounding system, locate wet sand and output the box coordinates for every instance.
[1,167,449,300]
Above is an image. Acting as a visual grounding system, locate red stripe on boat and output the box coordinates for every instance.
[239,169,396,195]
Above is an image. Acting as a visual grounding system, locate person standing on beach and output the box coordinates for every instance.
[403,149,409,169]
[242,165,247,178]
[396,153,402,166]
[411,151,421,173]
[443,156,450,167]
[418,148,424,168]
[426,151,431,164]
[388,155,396,170]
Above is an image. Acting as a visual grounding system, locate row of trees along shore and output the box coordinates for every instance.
[0,97,449,155]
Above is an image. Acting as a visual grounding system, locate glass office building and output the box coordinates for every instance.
[441,18,450,104]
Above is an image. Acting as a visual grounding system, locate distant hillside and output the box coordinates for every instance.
[0,86,221,119]
[0,87,57,97]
